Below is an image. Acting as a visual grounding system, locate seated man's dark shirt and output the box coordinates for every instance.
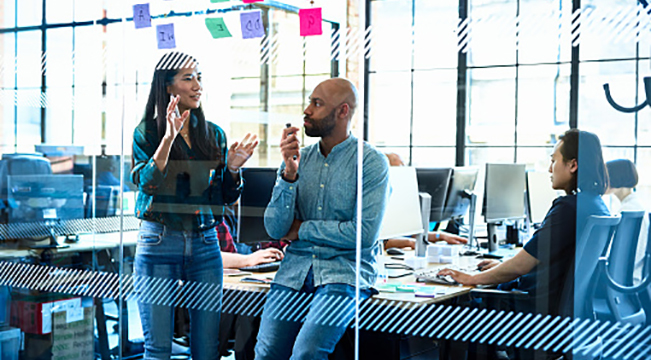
[518,193,609,315]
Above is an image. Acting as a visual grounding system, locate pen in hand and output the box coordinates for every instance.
[286,123,297,160]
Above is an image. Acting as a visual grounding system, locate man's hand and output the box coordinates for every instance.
[281,219,302,241]
[280,126,301,180]
[245,248,284,267]
[428,231,468,245]
[476,259,500,271]
[437,268,476,286]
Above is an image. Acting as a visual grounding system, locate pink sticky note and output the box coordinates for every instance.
[243,0,263,3]
[299,8,322,37]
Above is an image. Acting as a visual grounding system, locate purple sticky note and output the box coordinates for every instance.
[156,24,176,49]
[133,4,151,29]
[240,11,265,39]
[299,8,322,37]
[243,0,263,3]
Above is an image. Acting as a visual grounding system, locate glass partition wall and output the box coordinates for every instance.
[1,0,651,359]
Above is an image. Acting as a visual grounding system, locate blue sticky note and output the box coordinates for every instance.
[156,23,176,49]
[240,11,265,39]
[133,4,151,29]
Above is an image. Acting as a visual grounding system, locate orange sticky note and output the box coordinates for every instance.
[299,8,322,37]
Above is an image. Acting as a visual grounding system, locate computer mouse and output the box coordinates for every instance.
[386,247,405,256]
[436,274,458,285]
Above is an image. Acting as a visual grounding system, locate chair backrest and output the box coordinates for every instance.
[5,155,52,176]
[601,211,646,325]
[609,211,645,285]
[559,215,620,319]
[85,185,118,218]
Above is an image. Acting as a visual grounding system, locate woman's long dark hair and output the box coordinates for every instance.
[558,129,609,195]
[142,52,222,165]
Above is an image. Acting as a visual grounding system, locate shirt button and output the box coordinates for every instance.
[320,184,324,188]
[318,206,322,211]
[324,163,329,167]
[289,186,293,190]
[286,206,290,209]
[313,255,316,259]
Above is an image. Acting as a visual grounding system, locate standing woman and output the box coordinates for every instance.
[131,52,257,360]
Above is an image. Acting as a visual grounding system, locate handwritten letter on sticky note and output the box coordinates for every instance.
[205,18,233,39]
[156,24,176,49]
[133,3,151,29]
[299,8,322,37]
[240,11,265,39]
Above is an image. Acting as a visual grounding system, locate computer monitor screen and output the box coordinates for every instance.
[237,167,277,243]
[8,175,84,223]
[415,168,453,223]
[526,171,562,225]
[441,167,479,220]
[378,167,424,240]
[483,163,526,223]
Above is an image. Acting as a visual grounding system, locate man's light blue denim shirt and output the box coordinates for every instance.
[264,135,390,290]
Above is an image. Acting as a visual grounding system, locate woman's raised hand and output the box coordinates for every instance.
[164,95,190,141]
[227,133,259,172]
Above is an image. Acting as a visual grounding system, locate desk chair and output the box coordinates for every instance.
[593,211,646,325]
[607,213,651,327]
[468,215,620,360]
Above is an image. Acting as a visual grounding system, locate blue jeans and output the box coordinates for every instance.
[255,268,372,360]
[135,220,223,360]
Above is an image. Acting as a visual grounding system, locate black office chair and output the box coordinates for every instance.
[607,213,651,327]
[593,211,646,325]
[469,215,620,360]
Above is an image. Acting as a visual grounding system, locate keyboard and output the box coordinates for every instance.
[415,264,481,285]
[239,261,281,273]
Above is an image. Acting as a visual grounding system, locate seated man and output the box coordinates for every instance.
[440,129,610,317]
[254,78,390,360]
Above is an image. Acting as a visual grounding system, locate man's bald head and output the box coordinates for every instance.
[317,78,358,120]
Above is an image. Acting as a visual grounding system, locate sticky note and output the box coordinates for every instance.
[299,8,322,37]
[133,4,151,29]
[211,0,230,2]
[205,18,233,39]
[240,11,265,39]
[156,23,176,49]
[243,0,263,3]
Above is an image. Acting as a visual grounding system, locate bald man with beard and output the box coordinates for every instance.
[254,78,391,360]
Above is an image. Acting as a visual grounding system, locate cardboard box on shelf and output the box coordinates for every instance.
[23,306,93,360]
[10,296,82,335]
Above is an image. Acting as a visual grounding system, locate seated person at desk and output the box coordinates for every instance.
[254,78,390,360]
[439,129,610,316]
[383,152,468,249]
[605,159,647,283]
[217,221,283,360]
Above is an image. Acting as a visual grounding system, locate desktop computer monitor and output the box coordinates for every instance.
[378,167,424,240]
[415,168,453,223]
[526,171,562,225]
[237,167,278,243]
[8,174,84,223]
[441,167,479,221]
[6,174,84,247]
[482,163,526,223]
[482,163,526,251]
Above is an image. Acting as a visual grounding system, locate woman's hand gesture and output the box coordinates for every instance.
[228,133,259,172]
[164,95,190,141]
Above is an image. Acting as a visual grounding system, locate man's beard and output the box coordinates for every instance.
[304,107,337,138]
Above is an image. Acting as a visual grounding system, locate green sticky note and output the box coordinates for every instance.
[210,0,230,2]
[205,18,232,39]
